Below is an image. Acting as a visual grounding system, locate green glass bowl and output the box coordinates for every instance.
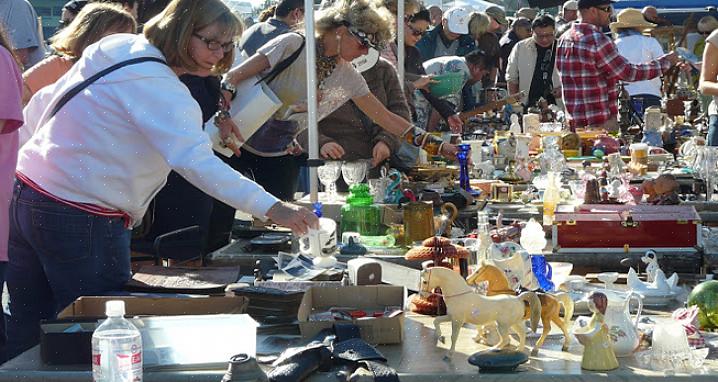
[428,72,465,98]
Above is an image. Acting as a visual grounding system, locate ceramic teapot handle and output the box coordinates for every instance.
[628,291,643,328]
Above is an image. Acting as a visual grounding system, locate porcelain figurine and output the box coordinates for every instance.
[573,292,619,371]
[467,262,574,356]
[419,267,541,357]
[627,266,679,296]
[488,242,536,290]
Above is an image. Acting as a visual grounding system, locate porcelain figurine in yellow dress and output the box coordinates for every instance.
[573,292,619,371]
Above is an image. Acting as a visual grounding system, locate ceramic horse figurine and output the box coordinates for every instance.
[467,262,575,355]
[420,267,541,357]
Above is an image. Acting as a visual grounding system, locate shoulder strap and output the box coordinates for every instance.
[50,56,167,118]
[256,33,306,85]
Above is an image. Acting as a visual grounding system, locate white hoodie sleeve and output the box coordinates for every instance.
[124,77,280,220]
[19,84,55,147]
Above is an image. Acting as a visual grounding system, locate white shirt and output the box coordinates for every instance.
[615,33,664,97]
[19,34,279,225]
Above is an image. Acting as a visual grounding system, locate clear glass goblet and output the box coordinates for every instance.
[342,160,369,189]
[317,161,342,202]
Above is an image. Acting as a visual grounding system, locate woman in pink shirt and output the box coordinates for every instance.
[0,22,24,362]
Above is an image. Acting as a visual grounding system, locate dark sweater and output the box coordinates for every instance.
[316,58,405,161]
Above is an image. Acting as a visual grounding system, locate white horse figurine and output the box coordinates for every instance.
[420,267,541,357]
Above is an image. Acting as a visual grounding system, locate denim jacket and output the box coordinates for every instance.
[415,24,476,62]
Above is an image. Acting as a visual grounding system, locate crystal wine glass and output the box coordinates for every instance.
[701,147,718,201]
[342,160,369,189]
[317,161,342,202]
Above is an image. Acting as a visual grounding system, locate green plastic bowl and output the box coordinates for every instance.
[428,72,465,98]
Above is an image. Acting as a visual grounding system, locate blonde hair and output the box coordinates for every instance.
[315,0,394,45]
[144,0,242,74]
[50,3,136,59]
[468,11,490,40]
[698,16,718,34]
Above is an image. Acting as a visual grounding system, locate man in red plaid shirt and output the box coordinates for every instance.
[556,0,680,131]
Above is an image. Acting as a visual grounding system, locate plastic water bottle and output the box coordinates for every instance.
[92,300,143,382]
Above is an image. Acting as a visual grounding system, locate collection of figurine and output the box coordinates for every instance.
[411,233,710,373]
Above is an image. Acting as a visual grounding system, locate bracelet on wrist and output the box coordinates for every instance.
[213,110,231,126]
[221,80,237,101]
[401,125,415,138]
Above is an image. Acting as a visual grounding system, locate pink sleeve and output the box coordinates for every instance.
[0,46,24,134]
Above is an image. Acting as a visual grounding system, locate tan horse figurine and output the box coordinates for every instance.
[419,267,541,357]
[467,262,574,355]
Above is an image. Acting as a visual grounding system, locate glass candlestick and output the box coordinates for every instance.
[457,143,472,192]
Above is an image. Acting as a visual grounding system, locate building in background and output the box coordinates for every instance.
[29,0,64,39]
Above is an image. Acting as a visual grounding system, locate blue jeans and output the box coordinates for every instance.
[5,181,131,359]
[708,115,718,147]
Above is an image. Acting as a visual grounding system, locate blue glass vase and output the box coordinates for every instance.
[531,254,554,292]
[457,143,472,192]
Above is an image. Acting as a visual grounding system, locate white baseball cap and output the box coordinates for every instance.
[563,0,578,11]
[444,6,471,35]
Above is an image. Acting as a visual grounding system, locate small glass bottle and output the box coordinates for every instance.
[476,211,491,264]
[543,171,560,226]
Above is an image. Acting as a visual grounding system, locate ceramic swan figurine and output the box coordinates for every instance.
[627,267,679,296]
[627,250,679,295]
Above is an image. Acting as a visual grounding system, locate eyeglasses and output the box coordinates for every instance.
[192,33,235,53]
[594,5,612,13]
[348,28,381,50]
[406,22,427,37]
[534,31,555,39]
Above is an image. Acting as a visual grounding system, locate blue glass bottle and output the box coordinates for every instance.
[457,143,472,192]
[531,254,554,292]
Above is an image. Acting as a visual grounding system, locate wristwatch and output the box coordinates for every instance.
[221,80,237,101]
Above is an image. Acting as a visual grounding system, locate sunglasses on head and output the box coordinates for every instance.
[348,28,381,50]
[406,22,427,37]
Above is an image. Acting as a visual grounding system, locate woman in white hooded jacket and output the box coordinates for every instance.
[7,0,317,359]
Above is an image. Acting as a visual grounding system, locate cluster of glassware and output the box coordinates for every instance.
[692,146,718,201]
[317,160,369,202]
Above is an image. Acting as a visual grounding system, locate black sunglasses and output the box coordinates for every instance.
[406,22,427,37]
[348,28,381,50]
[192,33,235,53]
[594,5,612,13]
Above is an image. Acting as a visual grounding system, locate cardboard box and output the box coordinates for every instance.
[297,285,405,344]
[40,322,96,365]
[57,295,249,320]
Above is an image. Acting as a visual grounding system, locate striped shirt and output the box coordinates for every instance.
[556,23,671,129]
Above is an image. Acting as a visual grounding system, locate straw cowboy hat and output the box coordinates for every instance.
[610,8,656,33]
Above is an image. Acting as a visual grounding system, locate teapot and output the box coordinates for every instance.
[602,290,643,357]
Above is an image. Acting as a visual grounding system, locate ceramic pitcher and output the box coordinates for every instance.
[603,290,643,357]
